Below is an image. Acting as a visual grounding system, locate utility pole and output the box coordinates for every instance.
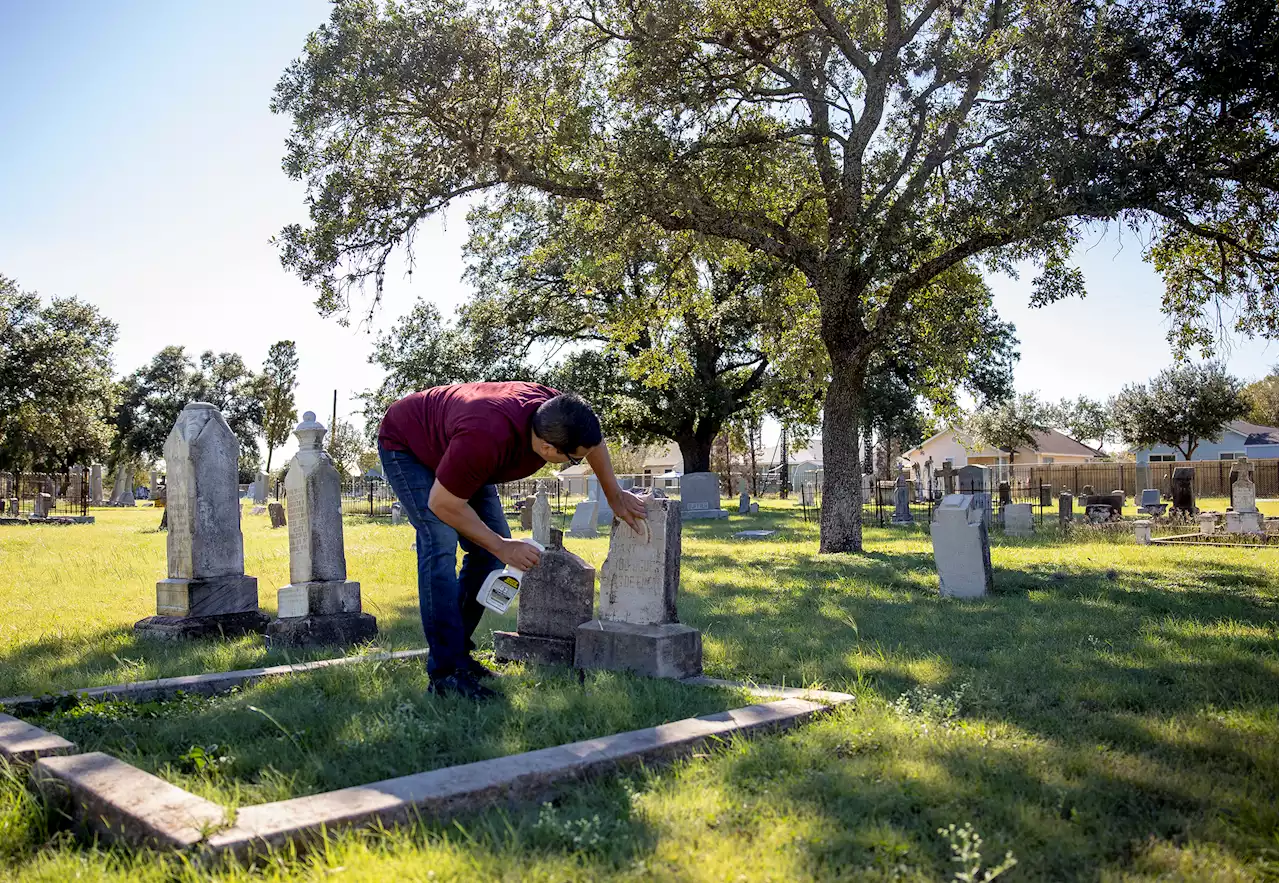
[780,425,791,499]
[330,390,338,451]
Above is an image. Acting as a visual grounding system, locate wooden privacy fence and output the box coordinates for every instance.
[1005,459,1278,499]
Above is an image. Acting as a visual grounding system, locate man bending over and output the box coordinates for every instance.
[378,381,646,700]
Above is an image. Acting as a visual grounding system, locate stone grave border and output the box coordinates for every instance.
[1,655,852,862]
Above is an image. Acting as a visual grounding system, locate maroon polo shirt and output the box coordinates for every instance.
[378,382,560,499]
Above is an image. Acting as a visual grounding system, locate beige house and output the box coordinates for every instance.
[903,427,1099,485]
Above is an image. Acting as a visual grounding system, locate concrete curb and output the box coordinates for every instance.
[0,649,431,713]
[0,713,76,764]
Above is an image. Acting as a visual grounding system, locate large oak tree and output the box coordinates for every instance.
[274,0,1276,551]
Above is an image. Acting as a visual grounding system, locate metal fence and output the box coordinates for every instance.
[0,469,90,518]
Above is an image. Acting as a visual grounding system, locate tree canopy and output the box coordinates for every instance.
[0,274,119,472]
[114,346,266,479]
[261,340,301,473]
[1114,362,1246,459]
[1239,370,1278,427]
[966,393,1050,464]
[275,0,1276,551]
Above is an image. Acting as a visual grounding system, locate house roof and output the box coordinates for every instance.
[1227,420,1279,446]
[905,426,1099,459]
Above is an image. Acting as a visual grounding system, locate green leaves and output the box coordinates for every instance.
[1113,362,1247,458]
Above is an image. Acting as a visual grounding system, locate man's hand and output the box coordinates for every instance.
[497,538,542,571]
[609,490,649,534]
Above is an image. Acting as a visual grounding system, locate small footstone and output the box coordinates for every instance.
[134,611,270,640]
[734,529,776,538]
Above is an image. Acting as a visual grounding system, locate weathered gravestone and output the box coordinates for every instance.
[997,481,1012,508]
[1171,468,1196,515]
[1138,488,1167,517]
[930,495,993,599]
[520,495,536,530]
[1059,491,1073,526]
[268,412,377,647]
[32,493,52,518]
[110,463,135,506]
[267,501,286,529]
[938,461,956,496]
[493,531,595,666]
[680,472,728,519]
[532,486,552,547]
[1134,520,1153,545]
[253,472,269,505]
[1198,512,1217,536]
[1038,484,1053,508]
[891,470,914,525]
[150,470,160,498]
[1003,502,1034,536]
[801,482,817,507]
[135,403,268,639]
[749,501,759,514]
[955,465,991,527]
[89,464,104,506]
[738,484,750,515]
[567,499,598,538]
[1226,476,1261,534]
[1231,476,1257,514]
[861,473,874,502]
[390,501,402,525]
[575,494,702,679]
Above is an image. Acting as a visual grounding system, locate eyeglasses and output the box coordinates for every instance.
[563,451,583,466]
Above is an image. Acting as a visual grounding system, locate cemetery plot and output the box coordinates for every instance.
[20,661,754,807]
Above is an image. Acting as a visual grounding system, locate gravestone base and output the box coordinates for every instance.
[492,631,575,667]
[1225,511,1263,534]
[267,612,378,647]
[574,620,702,680]
[682,508,729,520]
[155,576,260,618]
[277,580,362,618]
[134,611,270,640]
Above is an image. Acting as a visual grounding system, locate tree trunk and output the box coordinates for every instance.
[265,444,274,474]
[819,355,865,553]
[748,422,759,496]
[676,435,713,474]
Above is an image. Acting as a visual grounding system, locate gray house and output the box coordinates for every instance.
[1133,420,1279,464]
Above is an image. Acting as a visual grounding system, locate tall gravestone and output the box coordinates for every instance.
[68,466,84,508]
[135,403,267,639]
[494,530,595,666]
[268,413,377,646]
[680,472,728,519]
[1171,467,1196,515]
[737,480,750,515]
[930,494,994,599]
[89,464,104,506]
[532,485,552,547]
[150,470,160,498]
[861,473,874,502]
[575,494,702,679]
[520,495,536,530]
[1226,475,1261,534]
[110,463,135,506]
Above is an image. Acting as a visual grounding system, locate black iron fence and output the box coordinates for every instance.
[0,469,90,518]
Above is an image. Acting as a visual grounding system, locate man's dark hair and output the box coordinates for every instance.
[533,393,603,453]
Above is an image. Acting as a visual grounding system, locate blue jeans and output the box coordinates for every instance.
[378,443,510,677]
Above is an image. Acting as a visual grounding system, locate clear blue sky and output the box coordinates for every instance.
[2,2,1275,461]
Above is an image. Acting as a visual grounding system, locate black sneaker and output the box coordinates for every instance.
[462,656,499,680]
[427,671,497,701]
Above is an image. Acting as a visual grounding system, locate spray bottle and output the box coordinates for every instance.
[476,539,545,614]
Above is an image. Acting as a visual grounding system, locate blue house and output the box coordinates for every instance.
[1134,420,1280,464]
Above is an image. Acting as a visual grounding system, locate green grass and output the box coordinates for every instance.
[1,502,1276,881]
[23,662,749,807]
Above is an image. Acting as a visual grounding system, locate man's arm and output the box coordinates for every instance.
[585,441,647,532]
[428,481,541,570]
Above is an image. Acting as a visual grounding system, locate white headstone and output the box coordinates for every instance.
[1231,477,1257,514]
[110,463,135,506]
[568,499,598,538]
[800,482,816,507]
[1004,502,1034,536]
[277,411,366,621]
[738,490,749,514]
[930,494,993,599]
[32,492,51,518]
[1133,520,1152,545]
[586,476,614,524]
[253,471,268,504]
[599,493,680,625]
[1198,512,1217,536]
[680,472,729,519]
[390,501,403,525]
